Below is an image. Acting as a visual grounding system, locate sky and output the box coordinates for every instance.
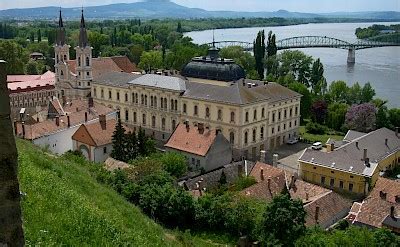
[0,0,399,12]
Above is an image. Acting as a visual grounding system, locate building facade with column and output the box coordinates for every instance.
[91,48,301,161]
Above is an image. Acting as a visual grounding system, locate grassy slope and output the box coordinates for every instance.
[299,126,344,144]
[17,139,225,246]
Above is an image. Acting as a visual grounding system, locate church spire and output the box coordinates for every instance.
[78,9,89,47]
[56,8,66,46]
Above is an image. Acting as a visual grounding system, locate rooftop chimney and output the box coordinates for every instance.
[198,123,204,134]
[55,116,60,126]
[62,95,66,107]
[273,153,279,167]
[363,148,368,161]
[390,206,395,219]
[260,150,267,163]
[85,112,88,122]
[67,115,70,128]
[315,206,320,223]
[99,114,106,130]
[88,97,94,108]
[380,191,387,200]
[267,178,271,192]
[260,168,264,181]
[185,121,189,132]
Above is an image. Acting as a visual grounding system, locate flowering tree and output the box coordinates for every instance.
[311,100,328,124]
[345,103,376,132]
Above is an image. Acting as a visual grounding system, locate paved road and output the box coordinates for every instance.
[265,142,310,174]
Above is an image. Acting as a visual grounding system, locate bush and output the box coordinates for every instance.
[305,121,327,135]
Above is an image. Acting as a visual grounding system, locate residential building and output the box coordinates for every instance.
[14,98,116,154]
[91,49,301,161]
[241,162,352,228]
[7,71,56,115]
[72,116,130,162]
[54,10,139,100]
[298,128,400,195]
[165,122,232,172]
[346,177,400,233]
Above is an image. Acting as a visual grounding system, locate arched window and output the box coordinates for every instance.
[142,114,146,125]
[152,116,156,128]
[229,132,235,144]
[60,70,64,78]
[151,96,154,106]
[218,109,222,120]
[162,118,166,130]
[101,89,104,98]
[78,57,81,66]
[160,97,164,108]
[205,107,210,118]
[145,95,148,105]
[174,100,178,111]
[172,119,176,130]
[171,99,174,111]
[183,103,187,113]
[244,132,248,145]
[194,105,198,115]
[260,127,264,139]
[109,91,112,99]
[86,56,90,66]
[262,108,265,118]
[141,94,144,105]
[230,111,235,122]
[245,112,249,122]
[164,98,167,109]
[252,129,256,142]
[117,92,120,101]
[125,110,129,121]
[133,112,137,123]
[154,96,157,107]
[254,109,257,120]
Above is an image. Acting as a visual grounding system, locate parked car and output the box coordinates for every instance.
[286,137,299,145]
[312,142,323,150]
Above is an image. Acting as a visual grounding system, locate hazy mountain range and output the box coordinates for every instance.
[1,0,399,20]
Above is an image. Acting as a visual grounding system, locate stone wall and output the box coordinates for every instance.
[0,60,25,246]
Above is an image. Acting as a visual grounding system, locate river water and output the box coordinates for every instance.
[186,22,400,107]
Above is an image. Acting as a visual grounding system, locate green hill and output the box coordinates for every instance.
[17,139,223,246]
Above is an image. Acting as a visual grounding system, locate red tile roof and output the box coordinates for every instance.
[349,177,400,229]
[165,123,217,156]
[73,119,118,146]
[7,71,55,91]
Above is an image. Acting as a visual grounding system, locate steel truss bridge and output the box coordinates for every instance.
[204,36,400,63]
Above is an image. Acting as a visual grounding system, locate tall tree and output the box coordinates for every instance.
[0,61,25,246]
[0,40,27,74]
[29,31,35,43]
[259,194,306,246]
[176,21,182,33]
[37,29,42,42]
[310,58,326,96]
[326,103,348,131]
[289,82,313,122]
[26,60,39,75]
[310,100,328,124]
[111,118,127,162]
[253,30,265,80]
[138,51,163,72]
[361,82,376,103]
[266,31,277,57]
[125,131,138,161]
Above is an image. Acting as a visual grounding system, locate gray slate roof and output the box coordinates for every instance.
[299,128,400,177]
[344,130,366,142]
[128,74,186,92]
[183,80,301,105]
[93,71,140,88]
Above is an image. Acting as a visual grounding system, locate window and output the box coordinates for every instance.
[94,88,97,97]
[154,97,157,107]
[244,132,248,145]
[295,106,298,115]
[196,159,200,167]
[245,112,249,122]
[294,120,297,126]
[135,93,138,104]
[142,114,146,125]
[260,127,264,139]
[229,132,235,144]
[284,109,287,119]
[164,98,167,109]
[133,112,137,123]
[109,91,112,99]
[205,107,210,118]
[272,113,275,122]
[349,183,354,192]
[151,96,154,107]
[278,126,280,132]
[103,147,107,154]
[56,55,59,63]
[86,56,90,66]
[64,54,67,61]
[152,116,156,128]
[321,176,326,185]
[125,93,128,102]
[141,94,144,105]
[183,103,187,113]
[162,118,166,130]
[194,105,198,116]
[272,127,274,134]
[289,122,292,128]
[86,71,90,77]
[330,178,335,187]
[284,123,286,130]
[339,181,344,189]
[174,100,178,111]
[217,109,222,120]
[290,108,293,117]
[78,81,82,86]
[145,95,148,106]
[78,57,81,66]
[278,111,281,120]
[160,97,164,108]
[230,111,235,122]
[125,110,129,121]
[262,108,265,118]
[171,99,174,111]
[172,119,176,129]
[87,81,90,86]
[253,109,257,120]
[252,129,256,142]
[117,92,120,101]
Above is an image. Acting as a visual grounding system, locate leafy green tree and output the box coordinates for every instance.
[289,82,313,121]
[111,118,127,162]
[266,31,277,57]
[0,40,28,74]
[26,60,39,75]
[310,58,327,96]
[158,152,187,178]
[361,82,376,103]
[258,194,306,246]
[253,30,265,80]
[327,80,349,103]
[129,44,144,65]
[388,108,400,129]
[177,21,183,33]
[29,31,35,43]
[326,103,348,131]
[125,131,138,162]
[347,82,362,104]
[278,50,313,87]
[131,33,144,45]
[372,98,390,129]
[138,51,163,71]
[37,29,42,42]
[88,31,110,57]
[219,46,256,76]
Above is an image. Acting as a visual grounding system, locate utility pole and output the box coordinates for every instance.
[0,60,25,246]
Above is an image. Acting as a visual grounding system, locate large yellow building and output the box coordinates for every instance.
[298,128,400,195]
[91,48,301,161]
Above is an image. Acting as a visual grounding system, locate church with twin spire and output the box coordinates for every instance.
[54,10,138,99]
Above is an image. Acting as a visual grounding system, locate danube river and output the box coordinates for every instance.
[186,22,400,107]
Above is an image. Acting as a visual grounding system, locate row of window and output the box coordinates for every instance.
[126,110,177,131]
[271,120,298,134]
[243,126,265,145]
[183,104,236,123]
[271,107,299,123]
[320,176,355,192]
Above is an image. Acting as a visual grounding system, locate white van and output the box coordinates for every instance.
[312,142,322,150]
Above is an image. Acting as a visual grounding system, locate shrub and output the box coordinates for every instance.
[305,121,327,135]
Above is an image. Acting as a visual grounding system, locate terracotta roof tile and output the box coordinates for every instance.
[351,177,400,229]
[111,56,140,73]
[165,123,217,156]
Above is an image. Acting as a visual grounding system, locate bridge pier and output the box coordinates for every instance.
[347,48,355,64]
